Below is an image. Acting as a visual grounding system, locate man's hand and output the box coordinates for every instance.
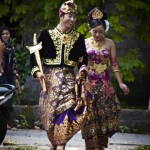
[35,71,46,92]
[78,56,83,63]
[36,71,45,82]
[78,71,86,81]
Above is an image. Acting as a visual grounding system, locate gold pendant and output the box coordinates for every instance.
[60,34,69,44]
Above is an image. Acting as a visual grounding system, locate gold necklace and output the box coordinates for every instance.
[91,38,105,49]
[56,25,69,44]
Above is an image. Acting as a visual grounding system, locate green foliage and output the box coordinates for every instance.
[114,0,150,44]
[9,38,30,105]
[118,48,144,82]
[13,87,29,105]
[18,114,30,129]
[0,0,150,83]
[132,145,150,150]
[119,125,129,133]
[77,23,89,35]
[10,38,30,85]
[11,146,37,150]
[0,5,9,17]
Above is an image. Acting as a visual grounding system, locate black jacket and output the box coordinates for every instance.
[30,27,88,76]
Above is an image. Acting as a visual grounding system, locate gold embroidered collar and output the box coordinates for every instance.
[56,24,74,44]
[46,26,79,66]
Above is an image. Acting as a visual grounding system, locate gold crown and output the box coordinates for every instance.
[92,9,103,19]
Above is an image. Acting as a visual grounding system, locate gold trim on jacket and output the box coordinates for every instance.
[31,66,40,75]
[45,27,79,66]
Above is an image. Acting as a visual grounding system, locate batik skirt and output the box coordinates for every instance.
[82,80,121,149]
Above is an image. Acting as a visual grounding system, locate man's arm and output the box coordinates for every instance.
[78,35,88,69]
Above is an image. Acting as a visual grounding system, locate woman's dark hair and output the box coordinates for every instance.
[87,7,107,30]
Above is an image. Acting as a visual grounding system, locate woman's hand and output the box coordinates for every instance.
[119,83,129,95]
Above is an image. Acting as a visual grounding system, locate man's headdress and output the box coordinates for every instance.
[59,0,77,16]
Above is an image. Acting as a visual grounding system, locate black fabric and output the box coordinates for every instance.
[0,110,7,144]
[0,75,15,112]
[2,42,15,74]
[30,28,88,75]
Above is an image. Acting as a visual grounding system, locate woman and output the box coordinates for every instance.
[0,26,19,87]
[81,7,129,150]
[0,26,19,117]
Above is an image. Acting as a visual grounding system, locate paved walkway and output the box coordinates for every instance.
[0,129,150,150]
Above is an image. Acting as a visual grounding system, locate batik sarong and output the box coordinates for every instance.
[39,66,91,146]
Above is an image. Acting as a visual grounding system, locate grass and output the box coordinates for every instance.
[132,145,150,150]
[7,146,37,150]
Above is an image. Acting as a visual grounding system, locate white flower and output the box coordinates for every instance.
[104,20,110,32]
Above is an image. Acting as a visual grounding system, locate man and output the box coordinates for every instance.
[30,1,90,150]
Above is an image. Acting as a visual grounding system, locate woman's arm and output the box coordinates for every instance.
[77,35,88,80]
[110,39,129,94]
[78,35,88,68]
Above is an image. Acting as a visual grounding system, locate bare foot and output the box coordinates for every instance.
[58,145,65,150]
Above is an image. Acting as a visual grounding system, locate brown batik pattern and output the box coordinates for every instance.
[82,80,121,146]
[39,66,88,145]
[85,135,108,150]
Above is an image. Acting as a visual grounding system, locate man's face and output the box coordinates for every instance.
[1,30,10,42]
[60,13,77,30]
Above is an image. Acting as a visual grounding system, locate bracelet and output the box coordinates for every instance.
[113,69,120,73]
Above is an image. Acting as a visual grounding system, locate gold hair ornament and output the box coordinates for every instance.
[92,9,103,20]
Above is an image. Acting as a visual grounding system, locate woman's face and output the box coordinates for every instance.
[90,25,105,42]
[60,13,77,31]
[1,29,10,42]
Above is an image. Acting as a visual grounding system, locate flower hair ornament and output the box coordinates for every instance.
[104,20,109,32]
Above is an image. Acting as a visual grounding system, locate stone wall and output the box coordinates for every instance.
[22,76,41,105]
[10,105,150,134]
[119,109,150,133]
